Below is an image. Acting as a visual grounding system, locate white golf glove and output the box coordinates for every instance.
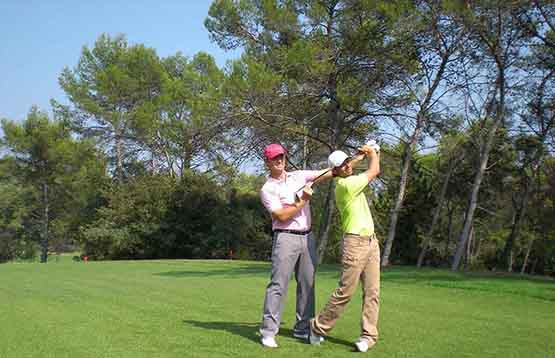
[366,140,380,154]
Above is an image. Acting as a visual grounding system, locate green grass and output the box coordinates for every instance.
[1,259,554,358]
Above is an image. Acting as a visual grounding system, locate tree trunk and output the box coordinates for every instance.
[316,181,336,264]
[473,234,482,260]
[502,176,530,272]
[452,63,505,271]
[156,129,176,177]
[180,136,193,177]
[383,44,451,268]
[444,201,454,260]
[520,239,534,275]
[417,154,458,268]
[163,148,176,178]
[150,151,156,173]
[382,125,421,267]
[316,46,341,265]
[115,131,124,182]
[451,116,501,271]
[464,224,474,270]
[530,257,538,274]
[40,182,49,263]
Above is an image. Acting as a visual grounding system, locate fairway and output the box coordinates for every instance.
[1,259,554,358]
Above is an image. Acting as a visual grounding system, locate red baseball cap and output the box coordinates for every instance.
[263,143,286,160]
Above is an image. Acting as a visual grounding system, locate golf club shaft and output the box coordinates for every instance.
[295,168,331,193]
[295,152,366,193]
[295,143,378,193]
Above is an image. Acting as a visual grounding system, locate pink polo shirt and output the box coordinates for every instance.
[260,170,319,231]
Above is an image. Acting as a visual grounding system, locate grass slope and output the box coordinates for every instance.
[1,259,554,358]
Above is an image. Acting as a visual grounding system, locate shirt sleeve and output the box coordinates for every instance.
[298,170,322,183]
[339,174,369,199]
[260,186,282,213]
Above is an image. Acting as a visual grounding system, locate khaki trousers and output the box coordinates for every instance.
[312,234,380,342]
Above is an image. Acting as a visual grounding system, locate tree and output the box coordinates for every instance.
[1,108,106,262]
[149,52,228,176]
[451,1,532,271]
[381,1,468,266]
[79,171,271,260]
[206,0,418,262]
[0,161,32,262]
[501,3,555,271]
[417,132,465,267]
[56,34,166,181]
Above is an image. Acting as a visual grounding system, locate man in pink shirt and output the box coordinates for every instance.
[259,143,333,348]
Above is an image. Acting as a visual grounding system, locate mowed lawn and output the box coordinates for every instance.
[1,259,554,358]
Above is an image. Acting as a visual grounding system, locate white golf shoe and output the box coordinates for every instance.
[261,336,278,348]
[355,337,375,352]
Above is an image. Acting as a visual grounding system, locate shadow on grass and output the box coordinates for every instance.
[156,265,269,278]
[182,320,353,348]
[381,265,555,283]
[183,320,260,344]
[161,262,554,302]
[156,263,342,279]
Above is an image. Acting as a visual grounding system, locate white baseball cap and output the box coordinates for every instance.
[328,150,350,168]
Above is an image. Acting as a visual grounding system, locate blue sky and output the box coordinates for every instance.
[0,0,241,123]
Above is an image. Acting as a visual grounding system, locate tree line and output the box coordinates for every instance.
[1,1,554,275]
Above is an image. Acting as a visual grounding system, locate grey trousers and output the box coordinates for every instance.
[259,231,317,338]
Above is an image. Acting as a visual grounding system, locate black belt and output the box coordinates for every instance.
[274,229,311,235]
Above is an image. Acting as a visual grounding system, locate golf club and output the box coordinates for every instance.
[295,140,380,194]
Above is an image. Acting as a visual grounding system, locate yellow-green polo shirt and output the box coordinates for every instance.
[335,174,374,236]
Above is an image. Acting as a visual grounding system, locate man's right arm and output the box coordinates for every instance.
[271,199,307,222]
[262,184,313,223]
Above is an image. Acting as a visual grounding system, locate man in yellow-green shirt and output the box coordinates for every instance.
[310,142,381,353]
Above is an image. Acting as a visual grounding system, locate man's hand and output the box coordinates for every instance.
[358,144,376,156]
[274,183,312,222]
[293,182,313,209]
[300,182,313,201]
[366,140,380,154]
